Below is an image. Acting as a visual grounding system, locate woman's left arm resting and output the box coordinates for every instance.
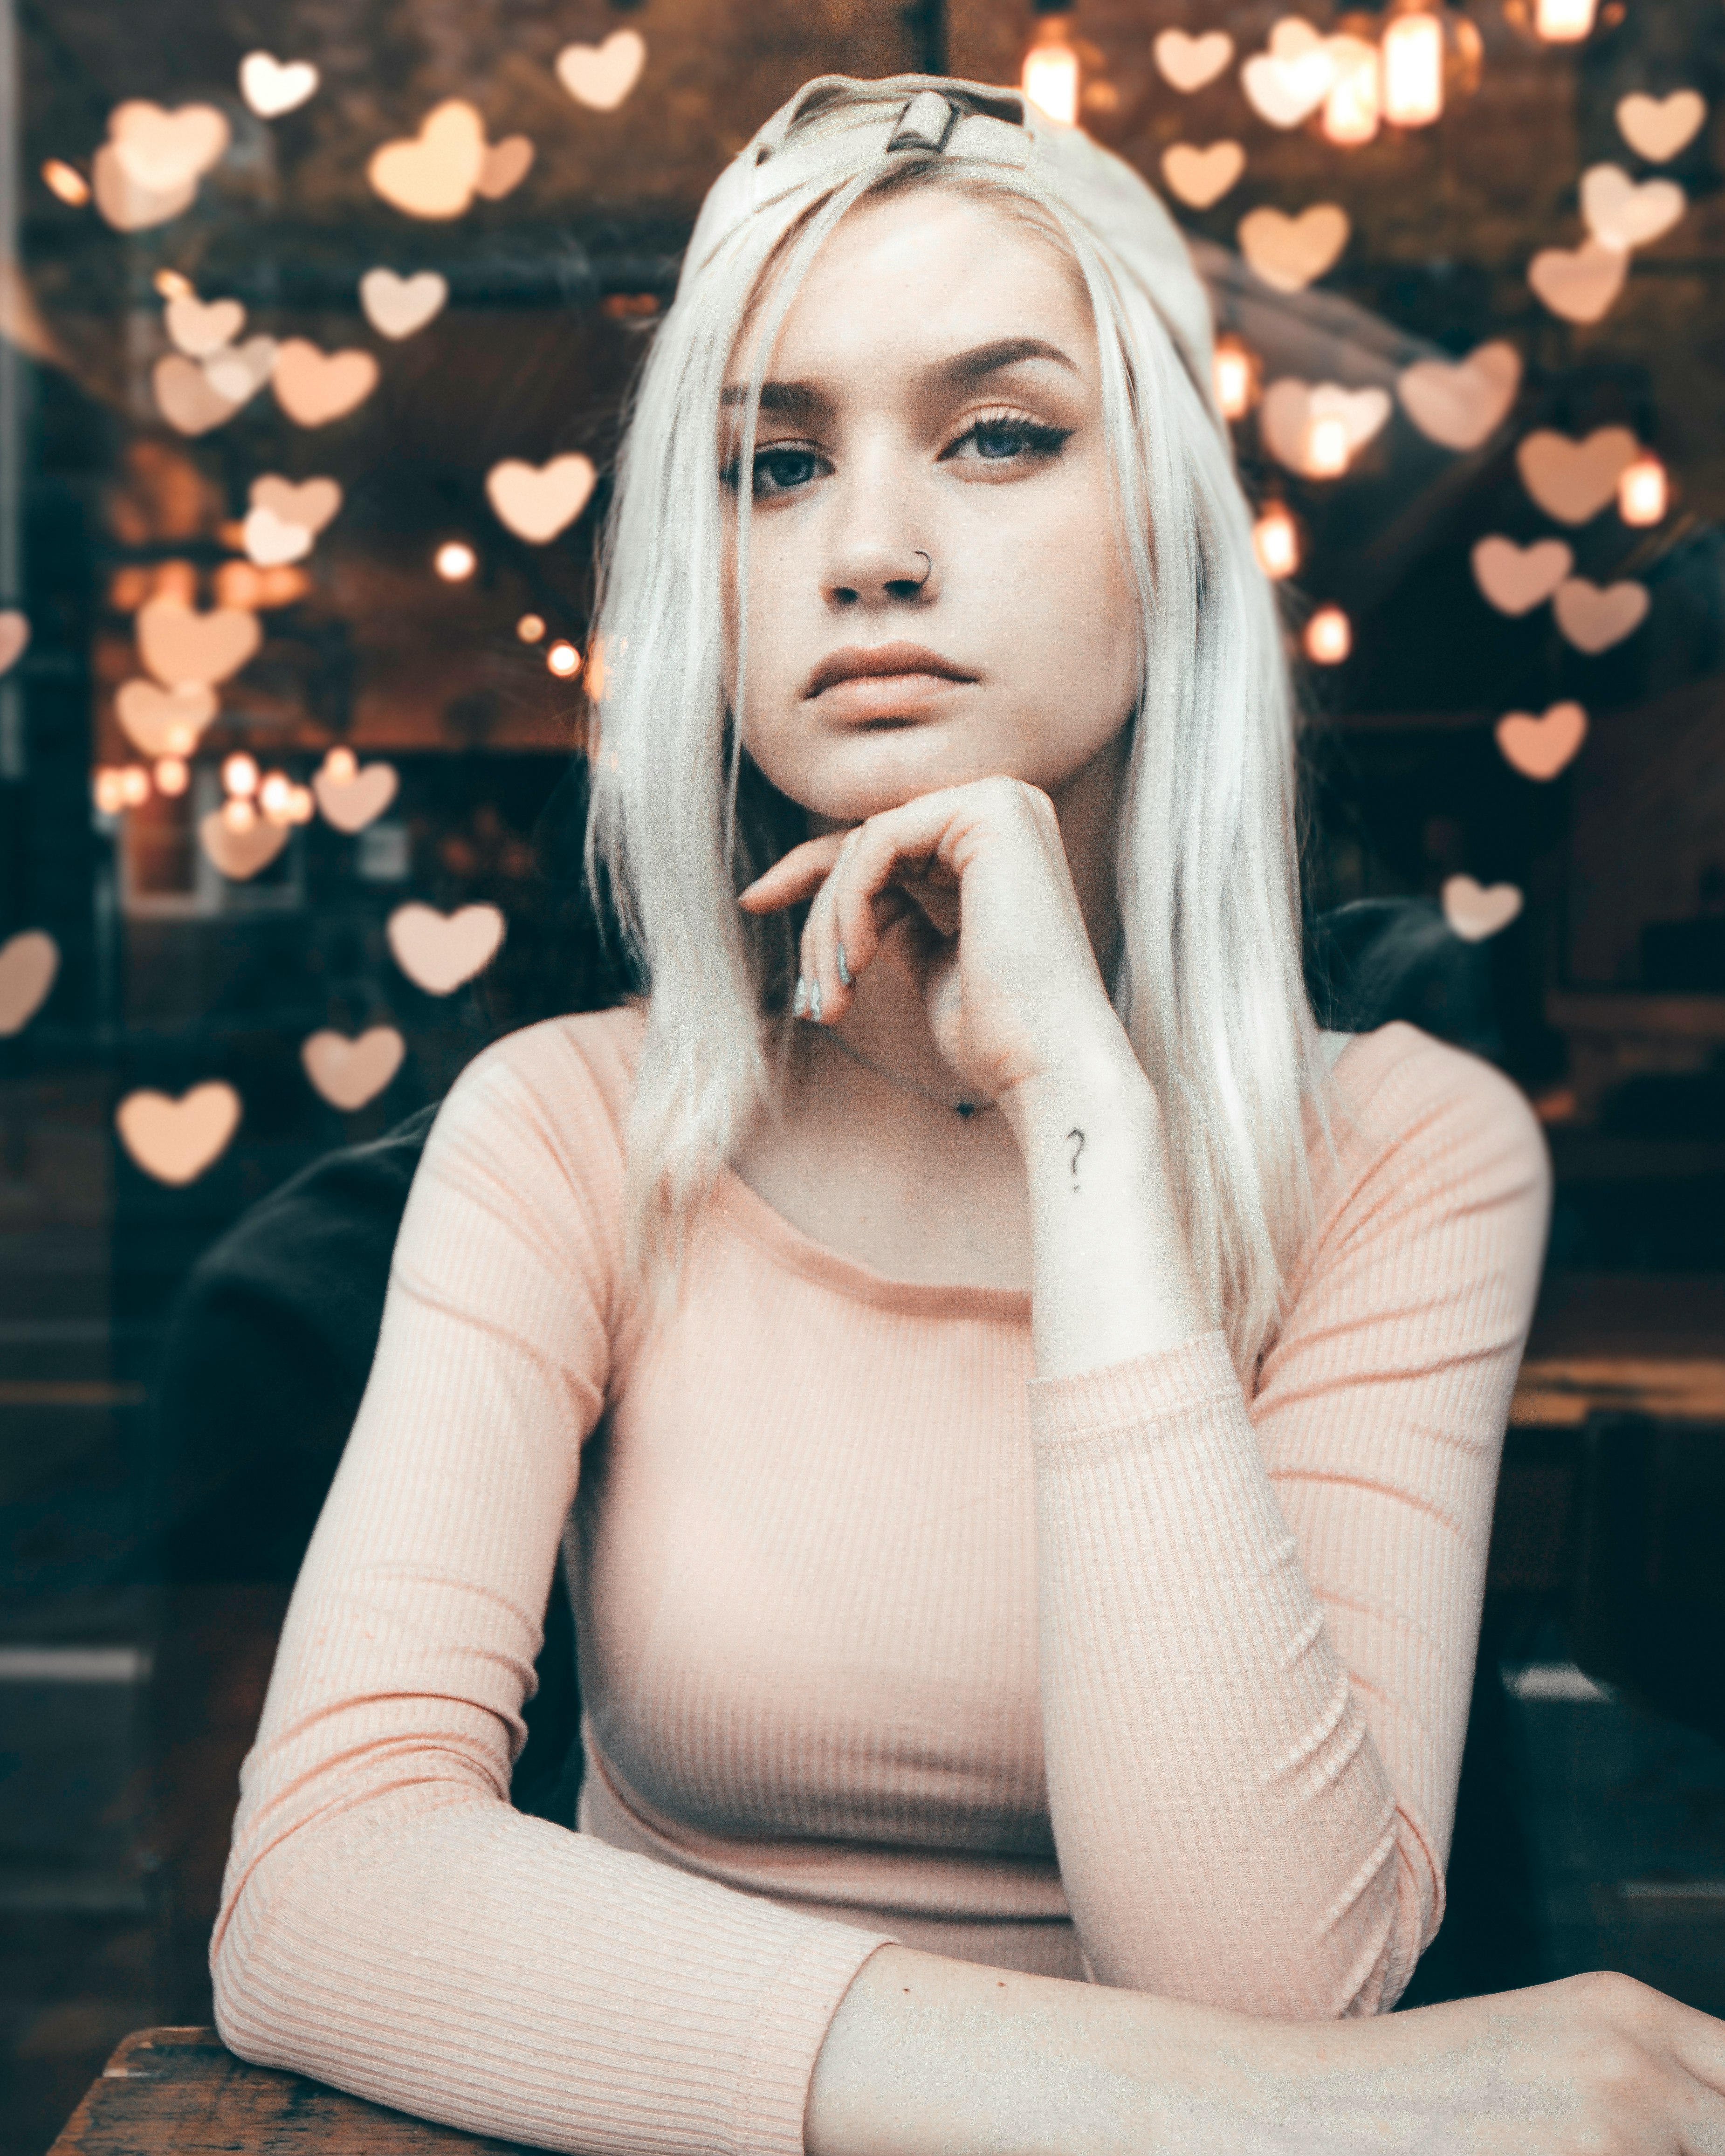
[1006,1030,1552,2021]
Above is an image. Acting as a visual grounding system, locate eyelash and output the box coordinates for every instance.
[719,406,1073,498]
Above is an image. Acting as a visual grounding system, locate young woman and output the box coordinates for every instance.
[213,76,1725,2156]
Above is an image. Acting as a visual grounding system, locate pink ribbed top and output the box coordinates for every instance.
[212,1004,1550,2156]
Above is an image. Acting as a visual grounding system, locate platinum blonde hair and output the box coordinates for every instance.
[586,82,1328,1377]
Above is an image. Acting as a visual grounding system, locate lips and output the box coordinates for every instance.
[805,641,976,700]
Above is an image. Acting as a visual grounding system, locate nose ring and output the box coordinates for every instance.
[913,550,933,587]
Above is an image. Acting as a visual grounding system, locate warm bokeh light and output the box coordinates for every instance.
[118,766,151,808]
[1534,0,1598,38]
[516,612,547,643]
[1618,452,1669,526]
[288,785,316,824]
[94,768,126,816]
[259,771,294,823]
[1323,37,1381,146]
[153,268,194,299]
[1252,504,1301,579]
[1382,11,1444,126]
[221,796,257,833]
[322,745,358,783]
[434,540,477,581]
[546,640,582,678]
[222,753,260,799]
[153,756,190,797]
[1213,339,1258,421]
[1022,19,1080,125]
[1305,604,1353,664]
[1303,414,1354,478]
[41,159,89,206]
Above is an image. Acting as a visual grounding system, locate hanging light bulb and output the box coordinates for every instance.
[41,160,90,206]
[222,752,259,798]
[1305,604,1353,663]
[1213,336,1259,421]
[259,771,295,824]
[1252,504,1301,579]
[1022,3,1080,126]
[321,745,358,784]
[1382,9,1445,125]
[1323,35,1381,146]
[1617,451,1668,526]
[154,756,190,797]
[1534,0,1598,38]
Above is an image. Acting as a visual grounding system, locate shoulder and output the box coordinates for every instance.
[1307,1020,1552,1243]
[418,1002,648,1215]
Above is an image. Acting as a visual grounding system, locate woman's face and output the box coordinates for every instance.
[721,186,1141,829]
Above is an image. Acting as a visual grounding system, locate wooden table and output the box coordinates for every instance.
[49,2028,536,2156]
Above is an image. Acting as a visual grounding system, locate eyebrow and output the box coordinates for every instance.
[718,336,1079,414]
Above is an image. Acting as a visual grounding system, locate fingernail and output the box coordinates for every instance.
[836,942,852,989]
[793,974,808,1017]
[809,979,823,1023]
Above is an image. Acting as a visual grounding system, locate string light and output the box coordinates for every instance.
[41,160,89,206]
[1382,10,1445,126]
[433,540,477,581]
[1022,6,1080,125]
[94,769,127,815]
[321,745,358,784]
[222,752,259,798]
[546,640,582,678]
[516,612,547,642]
[1617,451,1669,526]
[118,767,151,807]
[154,756,190,797]
[1323,36,1381,146]
[1252,504,1301,579]
[221,796,257,833]
[1534,0,1598,38]
[288,785,316,824]
[1213,337,1259,421]
[259,771,294,823]
[1305,604,1353,663]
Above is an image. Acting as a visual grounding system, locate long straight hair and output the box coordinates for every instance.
[586,89,1327,1377]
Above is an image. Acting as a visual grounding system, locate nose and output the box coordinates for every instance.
[820,487,941,609]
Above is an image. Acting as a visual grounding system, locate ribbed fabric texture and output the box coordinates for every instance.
[212,1004,1550,2155]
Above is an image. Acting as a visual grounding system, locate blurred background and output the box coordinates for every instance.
[2,0,1724,2147]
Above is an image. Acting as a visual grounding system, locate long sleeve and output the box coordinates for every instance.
[210,1019,893,2156]
[1025,1025,1551,2019]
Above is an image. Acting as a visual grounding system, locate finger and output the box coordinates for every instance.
[738,831,849,913]
[800,828,861,1023]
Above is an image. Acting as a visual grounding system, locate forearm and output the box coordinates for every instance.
[1002,1040,1211,1381]
[807,1942,1195,2156]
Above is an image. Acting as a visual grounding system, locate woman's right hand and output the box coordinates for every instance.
[1144,1971,1725,2156]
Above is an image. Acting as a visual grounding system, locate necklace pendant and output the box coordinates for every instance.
[955,1100,976,1118]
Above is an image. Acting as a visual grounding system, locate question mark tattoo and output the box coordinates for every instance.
[1066,1128,1084,1191]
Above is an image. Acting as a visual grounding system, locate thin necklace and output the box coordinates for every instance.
[815,1023,998,1119]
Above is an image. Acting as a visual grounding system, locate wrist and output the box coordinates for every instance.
[997,1024,1156,1149]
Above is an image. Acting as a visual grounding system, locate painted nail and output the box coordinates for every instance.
[793,974,808,1017]
[836,941,852,989]
[809,978,823,1023]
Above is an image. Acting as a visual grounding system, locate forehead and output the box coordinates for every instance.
[730,185,1095,387]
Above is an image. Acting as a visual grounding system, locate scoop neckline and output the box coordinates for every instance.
[591,1002,1374,1322]
[709,1161,1035,1321]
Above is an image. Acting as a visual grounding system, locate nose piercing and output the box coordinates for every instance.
[913,551,933,587]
